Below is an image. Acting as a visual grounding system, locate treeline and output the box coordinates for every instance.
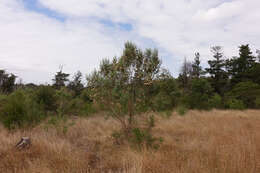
[0,42,260,131]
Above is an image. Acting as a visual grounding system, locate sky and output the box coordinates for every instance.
[0,0,259,84]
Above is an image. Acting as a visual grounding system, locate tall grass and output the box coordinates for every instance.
[0,110,259,172]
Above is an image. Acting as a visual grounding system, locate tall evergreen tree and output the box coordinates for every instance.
[68,71,84,97]
[191,52,203,78]
[0,70,16,93]
[227,44,256,85]
[52,66,70,89]
[206,46,227,95]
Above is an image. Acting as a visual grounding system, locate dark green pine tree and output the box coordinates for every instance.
[52,66,70,89]
[206,46,228,95]
[191,52,203,78]
[68,71,84,97]
[0,70,17,93]
[227,44,256,85]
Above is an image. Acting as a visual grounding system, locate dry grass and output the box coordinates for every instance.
[0,110,260,173]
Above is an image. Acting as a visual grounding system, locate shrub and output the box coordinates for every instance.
[152,78,180,111]
[131,128,162,149]
[209,93,222,109]
[255,97,260,108]
[80,89,92,103]
[0,90,45,129]
[55,87,74,116]
[176,105,188,116]
[226,99,245,110]
[227,81,260,108]
[187,79,213,109]
[34,85,57,111]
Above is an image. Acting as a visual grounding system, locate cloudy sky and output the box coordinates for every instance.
[0,0,259,84]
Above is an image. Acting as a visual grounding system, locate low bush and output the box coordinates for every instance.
[187,79,213,109]
[226,98,245,110]
[176,105,188,116]
[209,93,223,109]
[34,85,57,111]
[0,90,45,129]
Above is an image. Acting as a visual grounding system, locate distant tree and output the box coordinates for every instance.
[227,81,260,108]
[206,46,228,95]
[68,71,84,97]
[52,66,70,89]
[178,58,193,91]
[247,63,260,85]
[187,78,213,109]
[152,69,180,111]
[227,44,256,85]
[256,49,260,62]
[191,52,204,78]
[0,70,16,93]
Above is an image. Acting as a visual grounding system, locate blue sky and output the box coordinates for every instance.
[22,0,66,21]
[0,0,259,83]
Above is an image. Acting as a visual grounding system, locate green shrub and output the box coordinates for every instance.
[209,93,222,109]
[55,87,74,116]
[226,99,245,110]
[176,105,188,116]
[255,97,260,108]
[0,90,45,129]
[187,79,213,109]
[227,81,260,108]
[80,89,92,103]
[152,78,180,111]
[131,128,163,150]
[34,85,57,111]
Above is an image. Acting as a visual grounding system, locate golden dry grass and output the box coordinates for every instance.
[0,110,260,173]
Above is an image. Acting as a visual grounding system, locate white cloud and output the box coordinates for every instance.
[0,0,135,83]
[0,0,260,83]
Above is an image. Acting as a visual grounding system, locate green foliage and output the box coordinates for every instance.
[227,45,257,85]
[131,128,163,150]
[87,42,163,131]
[0,90,45,129]
[187,78,213,109]
[192,52,204,78]
[227,81,260,108]
[68,71,84,97]
[0,70,16,93]
[255,97,260,108]
[209,93,222,109]
[152,77,180,111]
[206,46,228,95]
[176,105,188,116]
[80,89,92,103]
[55,87,74,116]
[34,85,57,111]
[226,99,245,110]
[52,67,70,89]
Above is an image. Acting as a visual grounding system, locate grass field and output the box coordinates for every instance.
[0,110,260,173]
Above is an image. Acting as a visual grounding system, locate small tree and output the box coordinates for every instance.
[227,45,256,85]
[0,70,16,93]
[226,81,260,108]
[191,52,204,78]
[206,46,228,95]
[68,71,84,97]
[87,42,163,142]
[52,66,70,89]
[187,78,213,109]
